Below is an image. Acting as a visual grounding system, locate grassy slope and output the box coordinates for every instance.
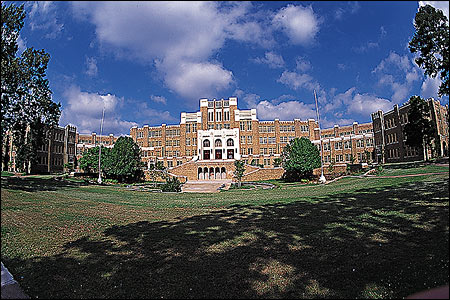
[1,171,448,299]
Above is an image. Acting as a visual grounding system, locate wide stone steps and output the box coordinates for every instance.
[181,180,232,193]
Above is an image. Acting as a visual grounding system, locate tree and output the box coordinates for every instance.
[403,96,436,161]
[148,159,166,187]
[409,4,449,97]
[233,160,246,187]
[281,137,321,181]
[78,146,111,173]
[103,136,142,183]
[1,3,61,173]
[273,157,282,167]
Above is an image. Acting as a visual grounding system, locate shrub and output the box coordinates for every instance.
[161,177,182,192]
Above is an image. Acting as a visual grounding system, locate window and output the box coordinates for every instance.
[248,148,253,155]
[247,121,252,131]
[216,110,222,122]
[192,123,197,132]
[240,122,245,131]
[224,110,230,121]
[208,110,214,122]
[215,139,222,147]
[203,139,210,147]
[186,124,191,133]
[186,138,191,146]
[227,138,234,146]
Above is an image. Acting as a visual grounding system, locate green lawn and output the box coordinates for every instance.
[1,170,448,299]
[377,163,448,176]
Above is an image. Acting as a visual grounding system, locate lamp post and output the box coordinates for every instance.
[97,107,105,184]
[314,90,326,184]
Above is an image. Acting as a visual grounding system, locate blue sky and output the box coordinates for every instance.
[10,1,450,135]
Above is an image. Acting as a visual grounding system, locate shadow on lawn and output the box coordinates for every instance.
[4,178,449,299]
[1,176,86,192]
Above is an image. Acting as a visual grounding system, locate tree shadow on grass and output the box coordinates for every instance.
[1,176,87,192]
[3,178,449,298]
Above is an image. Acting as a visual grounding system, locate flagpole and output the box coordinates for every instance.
[97,107,105,184]
[314,90,326,184]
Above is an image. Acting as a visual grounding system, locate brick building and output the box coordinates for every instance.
[75,132,119,160]
[5,124,77,174]
[130,97,375,181]
[371,98,448,164]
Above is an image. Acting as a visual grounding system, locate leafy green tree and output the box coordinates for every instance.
[161,176,182,192]
[78,146,111,173]
[148,159,166,187]
[2,3,61,173]
[409,4,449,97]
[233,160,246,187]
[281,137,321,181]
[104,136,142,183]
[273,157,282,167]
[403,96,436,161]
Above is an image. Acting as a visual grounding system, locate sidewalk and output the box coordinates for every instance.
[1,262,29,299]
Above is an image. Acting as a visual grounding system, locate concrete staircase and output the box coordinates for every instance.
[181,180,232,193]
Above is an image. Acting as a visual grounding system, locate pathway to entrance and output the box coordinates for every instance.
[182,180,232,193]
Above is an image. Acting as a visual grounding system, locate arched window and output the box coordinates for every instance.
[215,139,222,147]
[203,139,210,147]
[227,138,234,147]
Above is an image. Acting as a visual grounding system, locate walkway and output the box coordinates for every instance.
[1,262,29,299]
[182,180,232,193]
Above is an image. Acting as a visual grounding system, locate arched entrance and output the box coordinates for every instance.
[221,167,226,179]
[198,167,204,180]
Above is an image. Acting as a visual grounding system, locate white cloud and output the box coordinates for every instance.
[334,2,360,20]
[160,60,233,100]
[251,51,285,69]
[85,57,98,77]
[27,1,64,39]
[17,34,27,55]
[419,1,449,20]
[295,56,312,72]
[60,86,138,135]
[273,4,321,46]
[71,1,275,103]
[150,95,167,105]
[372,51,421,102]
[256,100,317,121]
[420,76,442,99]
[278,71,318,91]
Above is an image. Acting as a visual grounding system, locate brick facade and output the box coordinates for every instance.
[371,98,448,163]
[130,97,376,181]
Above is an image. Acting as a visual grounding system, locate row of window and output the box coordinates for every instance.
[239,121,253,131]
[208,123,231,130]
[202,139,234,148]
[207,109,231,122]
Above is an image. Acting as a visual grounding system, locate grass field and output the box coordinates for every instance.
[1,167,449,298]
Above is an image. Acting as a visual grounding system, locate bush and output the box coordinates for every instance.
[161,177,182,192]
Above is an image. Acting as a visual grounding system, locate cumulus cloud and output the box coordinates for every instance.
[420,76,442,99]
[150,95,167,105]
[295,56,312,72]
[372,51,421,102]
[272,4,321,46]
[59,86,138,135]
[71,2,276,103]
[251,51,285,69]
[278,71,318,92]
[328,87,393,117]
[256,100,317,121]
[26,1,64,39]
[85,57,98,77]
